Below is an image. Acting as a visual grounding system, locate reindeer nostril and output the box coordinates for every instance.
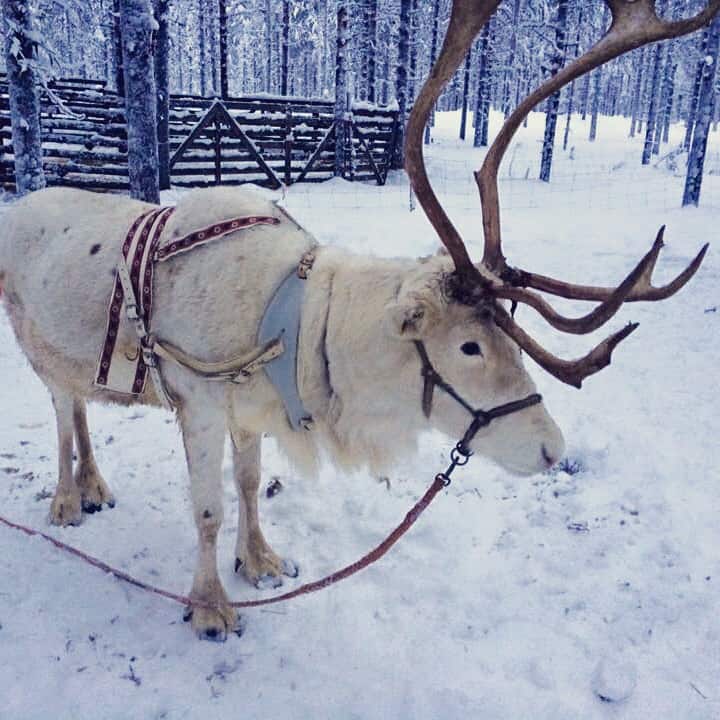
[541,444,556,467]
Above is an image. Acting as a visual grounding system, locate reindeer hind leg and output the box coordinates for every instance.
[73,398,115,513]
[48,387,82,526]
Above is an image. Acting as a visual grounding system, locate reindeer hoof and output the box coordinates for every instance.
[187,604,242,642]
[75,461,115,514]
[48,490,82,526]
[281,558,299,578]
[255,573,284,590]
[235,554,299,587]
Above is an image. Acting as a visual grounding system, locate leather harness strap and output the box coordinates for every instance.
[101,209,289,410]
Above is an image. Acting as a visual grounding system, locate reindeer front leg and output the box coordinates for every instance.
[230,428,298,588]
[179,403,240,641]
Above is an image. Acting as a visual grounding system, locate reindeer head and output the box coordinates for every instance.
[395,0,716,473]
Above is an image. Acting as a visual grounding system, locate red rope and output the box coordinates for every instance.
[0,476,446,609]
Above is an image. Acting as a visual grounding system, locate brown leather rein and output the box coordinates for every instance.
[0,343,542,612]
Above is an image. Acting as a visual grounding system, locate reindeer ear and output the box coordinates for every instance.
[384,296,436,339]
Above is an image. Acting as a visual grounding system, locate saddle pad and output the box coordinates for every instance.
[94,208,280,397]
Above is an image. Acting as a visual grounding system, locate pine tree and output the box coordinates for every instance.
[683,15,720,206]
[120,0,159,203]
[459,48,472,140]
[473,21,492,148]
[2,0,46,194]
[393,0,411,168]
[539,0,569,183]
[155,0,170,190]
[334,3,349,177]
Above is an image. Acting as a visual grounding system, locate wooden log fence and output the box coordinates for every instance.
[0,76,399,193]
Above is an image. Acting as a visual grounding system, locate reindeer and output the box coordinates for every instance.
[0,0,715,641]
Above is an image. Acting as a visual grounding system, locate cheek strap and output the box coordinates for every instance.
[412,340,542,453]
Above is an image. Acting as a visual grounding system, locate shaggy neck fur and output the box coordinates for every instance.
[296,247,431,475]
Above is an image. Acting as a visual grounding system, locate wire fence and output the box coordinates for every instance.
[281,145,720,215]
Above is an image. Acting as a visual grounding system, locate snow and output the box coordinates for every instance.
[1,109,719,719]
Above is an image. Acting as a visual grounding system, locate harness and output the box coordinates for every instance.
[97,207,542,443]
[95,206,302,412]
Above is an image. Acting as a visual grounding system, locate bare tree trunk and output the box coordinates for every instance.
[281,0,289,96]
[459,47,472,140]
[120,0,159,203]
[588,66,603,140]
[407,0,418,105]
[218,0,228,97]
[473,20,492,147]
[539,0,568,182]
[334,3,349,177]
[393,0,411,168]
[683,15,720,206]
[652,42,672,155]
[2,0,46,194]
[683,28,708,150]
[265,0,272,92]
[502,0,521,117]
[660,60,677,145]
[113,0,125,95]
[154,0,170,190]
[366,0,377,103]
[628,47,645,137]
[198,0,206,96]
[641,41,664,165]
[423,0,441,144]
[562,9,582,152]
[579,72,591,120]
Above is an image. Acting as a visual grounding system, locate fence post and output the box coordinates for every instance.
[284,105,293,185]
[213,117,222,185]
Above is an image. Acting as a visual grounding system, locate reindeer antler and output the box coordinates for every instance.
[404,0,500,289]
[405,0,718,387]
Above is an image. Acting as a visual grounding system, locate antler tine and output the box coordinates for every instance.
[494,306,639,389]
[476,0,720,274]
[510,228,709,303]
[404,0,501,289]
[491,232,665,333]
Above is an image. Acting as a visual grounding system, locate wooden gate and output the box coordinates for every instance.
[0,76,400,192]
[170,101,281,188]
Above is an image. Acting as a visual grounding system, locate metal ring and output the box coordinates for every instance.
[450,446,471,466]
[435,473,452,487]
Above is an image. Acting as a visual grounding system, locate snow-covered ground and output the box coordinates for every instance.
[1,110,718,719]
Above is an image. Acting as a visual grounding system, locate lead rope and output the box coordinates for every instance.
[0,345,541,612]
[0,475,446,610]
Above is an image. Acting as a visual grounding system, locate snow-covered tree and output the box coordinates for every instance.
[155,0,171,189]
[2,0,46,194]
[120,0,159,202]
[539,0,569,183]
[683,14,720,207]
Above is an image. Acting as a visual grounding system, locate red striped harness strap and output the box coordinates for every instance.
[94,207,281,409]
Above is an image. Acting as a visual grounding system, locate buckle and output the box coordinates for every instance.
[141,342,157,368]
[125,302,139,321]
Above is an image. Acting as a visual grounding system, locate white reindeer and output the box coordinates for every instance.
[0,0,713,641]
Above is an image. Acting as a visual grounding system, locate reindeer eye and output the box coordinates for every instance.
[461,341,482,356]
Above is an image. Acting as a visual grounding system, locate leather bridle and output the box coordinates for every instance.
[413,340,542,483]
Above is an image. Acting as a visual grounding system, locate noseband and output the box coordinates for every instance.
[413,340,542,485]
